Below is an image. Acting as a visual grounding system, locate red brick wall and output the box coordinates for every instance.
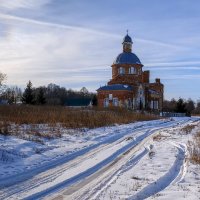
[97,90,134,107]
[142,70,150,83]
[108,74,143,86]
[149,80,164,110]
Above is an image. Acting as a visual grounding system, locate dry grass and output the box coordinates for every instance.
[181,124,197,134]
[0,121,10,136]
[0,105,159,138]
[0,105,159,128]
[192,114,200,116]
[188,131,200,164]
[153,133,169,141]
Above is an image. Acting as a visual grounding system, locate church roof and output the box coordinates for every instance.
[97,84,133,91]
[113,52,142,65]
[123,34,133,44]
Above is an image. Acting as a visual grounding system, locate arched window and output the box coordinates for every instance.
[113,98,119,106]
[104,98,109,107]
[118,67,125,75]
[129,67,136,74]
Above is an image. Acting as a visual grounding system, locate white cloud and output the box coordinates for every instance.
[0,0,51,10]
[0,14,115,88]
[146,66,200,71]
[164,74,200,80]
[136,38,186,50]
[145,61,200,67]
[0,13,121,39]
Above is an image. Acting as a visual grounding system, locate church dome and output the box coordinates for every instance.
[113,52,142,65]
[122,34,133,44]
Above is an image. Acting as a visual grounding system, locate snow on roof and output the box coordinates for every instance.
[149,89,159,95]
[97,84,133,91]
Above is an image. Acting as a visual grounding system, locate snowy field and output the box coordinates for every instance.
[0,117,199,199]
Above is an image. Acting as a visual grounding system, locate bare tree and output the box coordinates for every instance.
[2,86,22,104]
[80,87,89,96]
[193,99,200,114]
[0,72,7,95]
[185,98,195,114]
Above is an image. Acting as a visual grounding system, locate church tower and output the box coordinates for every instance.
[122,32,133,53]
[108,32,143,86]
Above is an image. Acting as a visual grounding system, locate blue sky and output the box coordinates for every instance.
[0,0,200,100]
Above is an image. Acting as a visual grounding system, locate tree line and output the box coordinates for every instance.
[0,75,97,106]
[163,98,200,115]
[21,81,97,106]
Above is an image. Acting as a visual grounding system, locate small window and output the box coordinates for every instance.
[154,101,158,109]
[128,98,132,108]
[113,98,119,106]
[104,98,109,107]
[150,100,158,109]
[109,94,113,100]
[129,67,136,74]
[119,67,125,75]
[151,101,154,109]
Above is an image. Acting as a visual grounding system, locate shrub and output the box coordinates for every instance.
[0,105,160,139]
[188,131,200,164]
[0,122,10,136]
[0,105,159,129]
[181,124,196,134]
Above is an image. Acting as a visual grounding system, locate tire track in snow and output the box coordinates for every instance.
[24,129,155,200]
[52,120,191,200]
[128,143,187,200]
[25,119,190,200]
[0,128,154,200]
[87,148,149,200]
[0,122,159,189]
[169,142,189,184]
[0,138,132,199]
[0,118,191,200]
[68,119,194,200]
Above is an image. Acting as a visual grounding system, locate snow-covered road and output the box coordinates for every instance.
[127,143,187,200]
[0,117,199,200]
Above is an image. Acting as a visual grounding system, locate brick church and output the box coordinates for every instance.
[97,33,164,111]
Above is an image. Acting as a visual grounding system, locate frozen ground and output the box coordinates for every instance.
[0,117,199,199]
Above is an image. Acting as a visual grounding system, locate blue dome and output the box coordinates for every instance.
[114,52,142,65]
[123,34,133,44]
